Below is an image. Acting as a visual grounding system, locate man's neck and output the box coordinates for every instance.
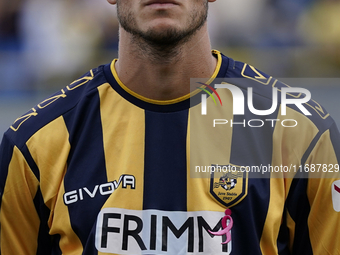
[114,23,217,101]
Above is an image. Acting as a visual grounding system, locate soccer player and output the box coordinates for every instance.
[1,0,340,254]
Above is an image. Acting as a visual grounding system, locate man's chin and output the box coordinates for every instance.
[140,28,188,46]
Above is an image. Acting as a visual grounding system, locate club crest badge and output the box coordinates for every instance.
[210,164,248,208]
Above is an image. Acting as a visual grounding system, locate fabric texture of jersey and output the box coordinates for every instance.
[0,50,340,255]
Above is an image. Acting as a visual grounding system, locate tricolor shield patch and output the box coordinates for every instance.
[210,165,248,208]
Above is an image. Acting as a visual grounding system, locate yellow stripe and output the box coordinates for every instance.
[306,131,340,254]
[26,116,70,210]
[259,178,285,255]
[0,146,40,254]
[271,107,319,179]
[97,83,145,210]
[50,182,84,254]
[110,50,223,105]
[260,107,319,254]
[26,116,84,253]
[187,86,234,211]
[283,177,295,253]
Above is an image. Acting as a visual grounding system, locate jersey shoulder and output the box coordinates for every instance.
[4,64,110,147]
[221,54,334,131]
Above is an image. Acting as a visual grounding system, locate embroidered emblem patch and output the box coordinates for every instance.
[210,164,248,208]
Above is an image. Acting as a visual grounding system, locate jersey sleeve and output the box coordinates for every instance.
[286,121,340,254]
[0,133,41,254]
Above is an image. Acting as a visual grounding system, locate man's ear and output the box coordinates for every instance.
[107,0,117,5]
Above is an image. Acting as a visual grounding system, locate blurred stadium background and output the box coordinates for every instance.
[1,0,340,135]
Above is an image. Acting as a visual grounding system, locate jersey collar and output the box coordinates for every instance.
[104,50,229,112]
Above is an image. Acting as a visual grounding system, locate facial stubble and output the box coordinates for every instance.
[116,0,209,61]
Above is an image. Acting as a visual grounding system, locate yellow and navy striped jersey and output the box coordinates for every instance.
[1,50,340,255]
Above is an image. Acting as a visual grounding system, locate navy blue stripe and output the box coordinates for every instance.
[300,120,340,178]
[286,178,312,254]
[0,134,14,206]
[143,110,188,211]
[32,189,62,255]
[33,187,62,255]
[230,179,270,255]
[329,121,340,164]
[51,235,62,255]
[277,211,291,255]
[63,89,108,248]
[286,121,340,253]
[21,144,40,180]
[82,223,101,255]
